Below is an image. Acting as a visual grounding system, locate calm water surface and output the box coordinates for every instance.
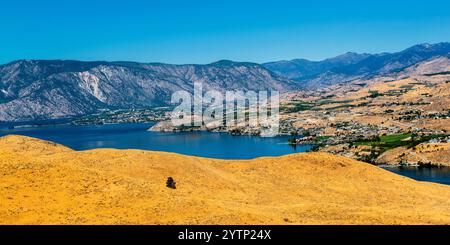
[0,123,310,159]
[382,166,450,185]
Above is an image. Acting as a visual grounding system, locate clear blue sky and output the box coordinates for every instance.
[1,0,449,64]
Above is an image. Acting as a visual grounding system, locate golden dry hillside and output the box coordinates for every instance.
[1,135,450,225]
[377,143,450,166]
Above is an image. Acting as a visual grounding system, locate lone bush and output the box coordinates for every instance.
[166,177,176,189]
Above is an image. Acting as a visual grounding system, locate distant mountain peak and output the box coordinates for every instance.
[340,51,360,56]
[325,52,371,63]
[210,59,258,67]
[404,42,450,52]
[262,42,450,88]
[211,59,238,65]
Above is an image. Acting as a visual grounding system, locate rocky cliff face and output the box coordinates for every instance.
[0,60,296,122]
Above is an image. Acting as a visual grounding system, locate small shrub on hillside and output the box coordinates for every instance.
[166,177,177,189]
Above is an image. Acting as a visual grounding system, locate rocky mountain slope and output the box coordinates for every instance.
[264,42,450,88]
[1,42,449,122]
[1,135,450,224]
[0,60,295,122]
[263,52,371,81]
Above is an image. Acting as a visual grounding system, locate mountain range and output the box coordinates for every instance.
[263,42,450,88]
[0,60,295,122]
[0,42,449,122]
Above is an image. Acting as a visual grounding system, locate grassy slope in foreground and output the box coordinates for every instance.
[0,135,450,225]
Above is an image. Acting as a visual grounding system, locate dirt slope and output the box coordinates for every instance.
[1,135,450,224]
[377,143,450,166]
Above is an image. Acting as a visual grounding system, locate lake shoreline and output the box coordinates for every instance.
[0,122,313,160]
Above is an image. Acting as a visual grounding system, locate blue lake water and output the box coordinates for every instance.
[382,167,450,185]
[0,122,310,159]
[1,122,449,185]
